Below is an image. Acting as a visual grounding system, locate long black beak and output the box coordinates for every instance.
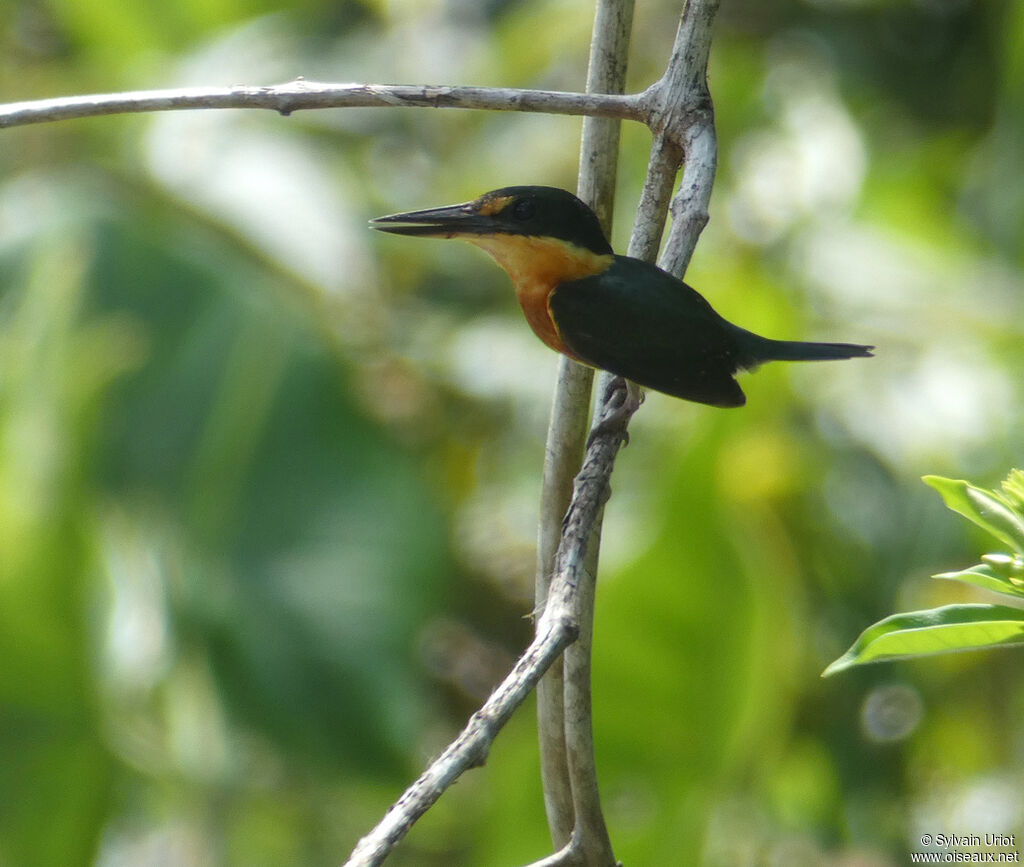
[370,202,496,238]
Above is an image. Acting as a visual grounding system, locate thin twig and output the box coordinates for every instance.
[0,80,645,129]
[524,843,584,867]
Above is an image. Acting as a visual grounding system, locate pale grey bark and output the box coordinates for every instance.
[535,0,635,859]
[0,80,642,128]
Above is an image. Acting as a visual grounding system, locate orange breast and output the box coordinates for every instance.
[465,235,613,357]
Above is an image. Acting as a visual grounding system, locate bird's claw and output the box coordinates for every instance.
[586,377,643,448]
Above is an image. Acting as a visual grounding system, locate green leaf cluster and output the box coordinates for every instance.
[825,471,1024,676]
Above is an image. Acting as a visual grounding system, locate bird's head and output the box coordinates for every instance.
[371,186,613,256]
[373,186,615,355]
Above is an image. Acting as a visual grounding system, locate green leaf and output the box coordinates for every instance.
[922,475,1024,555]
[980,553,1024,586]
[1002,469,1024,510]
[933,560,1024,598]
[823,604,1024,676]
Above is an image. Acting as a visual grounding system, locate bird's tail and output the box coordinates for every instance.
[758,338,874,362]
[734,328,874,369]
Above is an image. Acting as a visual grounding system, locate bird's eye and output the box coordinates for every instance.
[511,198,537,221]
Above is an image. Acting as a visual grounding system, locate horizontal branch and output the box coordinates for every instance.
[0,78,646,129]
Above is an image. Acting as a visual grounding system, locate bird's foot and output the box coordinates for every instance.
[587,377,643,448]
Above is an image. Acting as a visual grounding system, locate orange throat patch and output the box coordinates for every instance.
[465,235,613,356]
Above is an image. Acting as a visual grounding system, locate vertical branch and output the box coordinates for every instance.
[533,354,588,847]
[542,3,720,865]
[560,7,722,859]
[348,1,720,863]
[644,0,720,278]
[535,0,635,853]
[661,116,717,277]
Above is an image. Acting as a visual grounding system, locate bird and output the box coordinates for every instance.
[371,185,872,408]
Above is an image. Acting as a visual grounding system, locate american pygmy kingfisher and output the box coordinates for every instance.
[371,186,872,407]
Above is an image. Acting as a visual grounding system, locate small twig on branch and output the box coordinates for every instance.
[524,843,581,867]
[0,80,644,129]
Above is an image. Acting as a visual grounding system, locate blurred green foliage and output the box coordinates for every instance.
[2,0,1024,865]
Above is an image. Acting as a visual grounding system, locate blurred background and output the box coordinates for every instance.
[2,0,1023,864]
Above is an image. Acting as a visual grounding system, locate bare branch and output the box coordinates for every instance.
[345,1,721,862]
[0,79,644,129]
[542,15,722,864]
[645,0,721,278]
[534,357,590,848]
[661,108,717,277]
[524,843,585,867]
[536,0,634,855]
[343,611,577,867]
[342,385,634,867]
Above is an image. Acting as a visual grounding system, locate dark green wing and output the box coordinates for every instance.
[549,256,747,407]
